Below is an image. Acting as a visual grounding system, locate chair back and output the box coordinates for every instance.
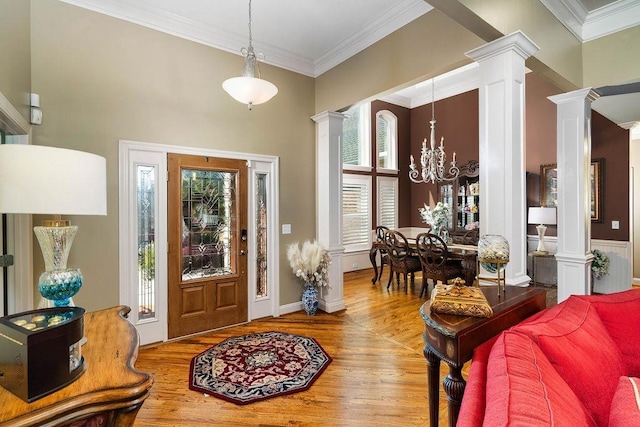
[374,225,389,246]
[384,230,411,262]
[415,233,450,270]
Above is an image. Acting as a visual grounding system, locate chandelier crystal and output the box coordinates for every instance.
[409,79,459,184]
[222,0,278,110]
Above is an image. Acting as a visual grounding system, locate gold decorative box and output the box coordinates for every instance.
[430,279,493,318]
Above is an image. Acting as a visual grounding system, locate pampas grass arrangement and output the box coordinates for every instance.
[287,240,331,288]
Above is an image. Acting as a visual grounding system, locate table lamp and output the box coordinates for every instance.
[528,207,556,255]
[0,144,106,307]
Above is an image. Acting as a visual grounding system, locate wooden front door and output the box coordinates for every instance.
[168,154,248,338]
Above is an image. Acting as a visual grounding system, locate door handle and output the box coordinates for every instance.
[240,250,246,256]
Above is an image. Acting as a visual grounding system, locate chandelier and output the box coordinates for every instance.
[409,79,459,183]
[222,0,278,111]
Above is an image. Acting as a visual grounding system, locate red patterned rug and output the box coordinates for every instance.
[189,331,332,405]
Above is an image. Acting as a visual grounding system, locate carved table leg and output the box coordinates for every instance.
[424,345,441,427]
[369,246,379,284]
[443,364,466,427]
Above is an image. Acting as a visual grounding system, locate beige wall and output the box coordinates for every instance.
[583,25,640,88]
[633,136,640,280]
[30,0,316,311]
[0,0,31,123]
[459,0,583,89]
[315,10,484,113]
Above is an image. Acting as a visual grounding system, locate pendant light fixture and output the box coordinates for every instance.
[222,0,278,111]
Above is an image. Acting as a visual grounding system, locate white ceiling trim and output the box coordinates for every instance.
[582,0,640,41]
[59,0,316,76]
[540,0,640,41]
[314,0,433,76]
[59,0,431,77]
[380,63,480,109]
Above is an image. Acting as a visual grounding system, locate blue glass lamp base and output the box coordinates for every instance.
[38,269,83,307]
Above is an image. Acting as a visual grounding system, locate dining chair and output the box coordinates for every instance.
[415,232,465,297]
[384,229,421,293]
[369,225,390,284]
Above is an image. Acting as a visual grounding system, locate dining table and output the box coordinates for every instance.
[369,230,478,287]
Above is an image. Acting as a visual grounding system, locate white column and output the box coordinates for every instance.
[466,31,539,286]
[311,111,345,313]
[548,88,598,302]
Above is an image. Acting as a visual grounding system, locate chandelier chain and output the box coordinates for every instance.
[248,0,253,48]
[432,78,435,122]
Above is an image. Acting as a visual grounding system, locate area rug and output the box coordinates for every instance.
[189,331,332,405]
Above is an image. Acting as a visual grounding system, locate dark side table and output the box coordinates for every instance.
[420,286,546,427]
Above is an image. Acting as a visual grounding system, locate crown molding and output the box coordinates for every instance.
[313,0,433,76]
[581,0,640,41]
[540,0,640,42]
[60,0,431,78]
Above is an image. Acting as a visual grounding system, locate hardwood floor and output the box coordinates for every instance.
[134,270,470,426]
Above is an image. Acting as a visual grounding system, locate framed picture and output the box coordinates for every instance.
[590,158,604,223]
[540,164,557,208]
[540,160,604,222]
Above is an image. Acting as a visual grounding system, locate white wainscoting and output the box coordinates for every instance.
[343,250,373,273]
[591,239,633,294]
[527,235,633,294]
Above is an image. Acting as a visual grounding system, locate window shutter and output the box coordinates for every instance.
[342,175,371,252]
[377,177,398,229]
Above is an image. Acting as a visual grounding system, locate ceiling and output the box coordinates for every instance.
[60,0,640,130]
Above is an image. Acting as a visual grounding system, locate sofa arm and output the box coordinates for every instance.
[457,335,497,427]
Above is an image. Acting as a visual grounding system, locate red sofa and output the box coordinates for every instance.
[458,289,640,426]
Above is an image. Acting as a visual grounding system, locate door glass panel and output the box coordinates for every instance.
[137,165,156,320]
[256,173,268,298]
[181,169,236,281]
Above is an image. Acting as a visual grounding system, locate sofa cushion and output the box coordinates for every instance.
[609,376,640,427]
[577,289,640,376]
[484,331,596,426]
[513,295,626,426]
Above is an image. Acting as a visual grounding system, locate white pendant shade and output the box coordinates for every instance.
[223,76,278,107]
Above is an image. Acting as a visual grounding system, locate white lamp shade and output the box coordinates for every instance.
[0,144,107,216]
[222,76,278,106]
[528,207,556,225]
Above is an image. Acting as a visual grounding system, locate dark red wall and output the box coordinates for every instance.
[388,72,630,241]
[408,90,479,226]
[525,73,563,236]
[591,111,630,240]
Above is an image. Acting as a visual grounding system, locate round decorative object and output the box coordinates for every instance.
[38,268,83,307]
[477,234,509,273]
[302,284,319,316]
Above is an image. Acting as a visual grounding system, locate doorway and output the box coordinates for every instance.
[167,153,248,338]
[119,140,280,345]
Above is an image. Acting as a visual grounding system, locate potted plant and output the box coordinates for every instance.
[591,248,610,292]
[287,240,331,315]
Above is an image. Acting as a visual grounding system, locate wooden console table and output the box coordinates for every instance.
[420,286,546,427]
[0,306,153,427]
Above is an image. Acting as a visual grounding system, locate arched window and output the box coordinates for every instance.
[376,110,397,172]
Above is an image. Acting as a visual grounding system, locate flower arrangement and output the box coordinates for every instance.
[591,249,610,280]
[465,221,479,231]
[287,240,331,288]
[419,202,451,231]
